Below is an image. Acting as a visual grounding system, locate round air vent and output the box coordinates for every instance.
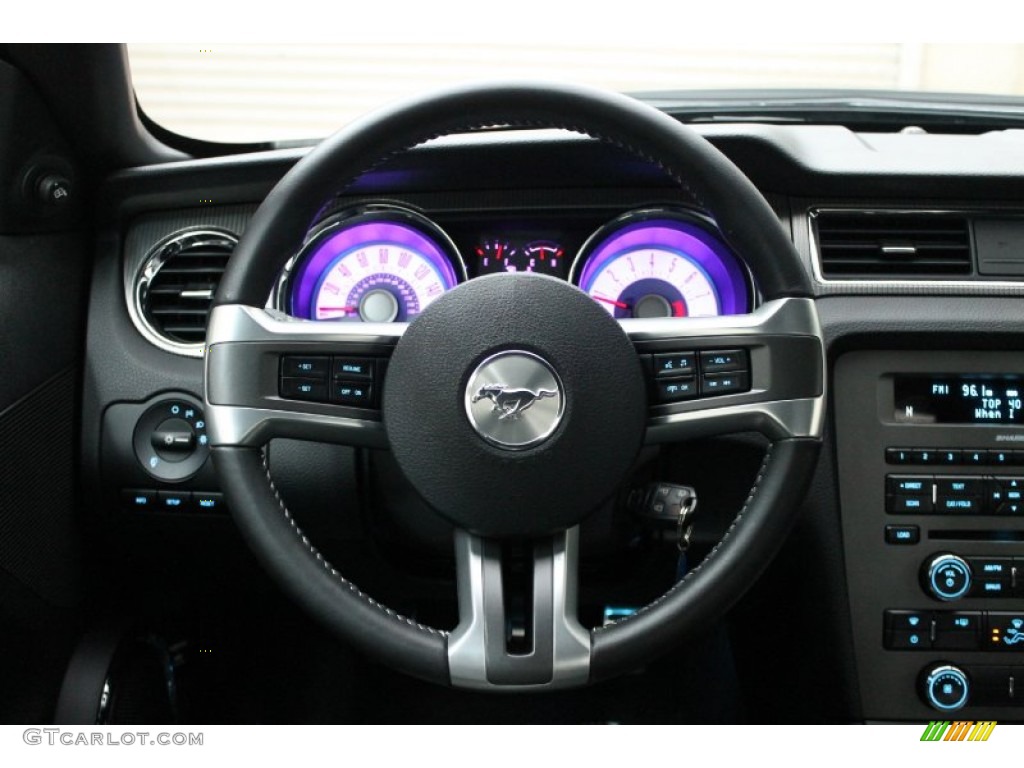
[131,229,238,356]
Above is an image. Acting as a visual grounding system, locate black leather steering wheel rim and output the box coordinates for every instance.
[206,82,822,688]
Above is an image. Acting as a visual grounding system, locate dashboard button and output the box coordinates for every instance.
[909,449,940,465]
[700,371,749,396]
[887,494,932,513]
[934,611,981,650]
[280,377,328,402]
[699,349,746,373]
[935,476,983,496]
[937,449,962,465]
[989,450,1014,467]
[935,495,982,514]
[970,666,1014,704]
[653,353,696,377]
[282,355,330,379]
[885,524,920,544]
[963,449,987,466]
[884,610,931,631]
[996,501,1024,515]
[157,490,191,512]
[332,357,374,380]
[986,613,1024,650]
[331,380,373,406]
[886,448,913,464]
[655,377,698,402]
[193,492,226,513]
[887,474,932,494]
[887,629,930,650]
[122,488,156,512]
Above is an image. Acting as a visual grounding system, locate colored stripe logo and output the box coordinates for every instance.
[921,721,996,741]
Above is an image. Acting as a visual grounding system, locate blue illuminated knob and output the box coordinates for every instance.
[922,664,970,712]
[925,554,972,601]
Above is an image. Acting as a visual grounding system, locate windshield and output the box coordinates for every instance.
[128,43,1024,144]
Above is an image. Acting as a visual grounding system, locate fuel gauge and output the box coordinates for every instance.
[475,239,517,273]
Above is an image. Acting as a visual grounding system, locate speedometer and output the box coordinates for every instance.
[571,210,751,319]
[287,207,464,322]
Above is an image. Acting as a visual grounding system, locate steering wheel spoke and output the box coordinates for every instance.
[204,304,401,448]
[627,297,825,442]
[448,528,590,690]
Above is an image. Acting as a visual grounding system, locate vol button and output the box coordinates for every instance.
[925,554,973,601]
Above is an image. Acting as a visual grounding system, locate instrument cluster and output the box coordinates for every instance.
[278,204,753,322]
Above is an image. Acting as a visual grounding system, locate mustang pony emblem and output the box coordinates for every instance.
[471,384,558,420]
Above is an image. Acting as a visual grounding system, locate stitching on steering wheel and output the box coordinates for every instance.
[592,443,775,633]
[259,451,448,638]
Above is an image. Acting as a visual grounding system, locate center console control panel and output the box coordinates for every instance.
[835,351,1024,721]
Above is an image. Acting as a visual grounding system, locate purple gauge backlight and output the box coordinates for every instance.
[290,217,461,322]
[575,217,750,319]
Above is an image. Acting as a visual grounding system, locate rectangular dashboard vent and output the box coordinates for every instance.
[815,211,972,278]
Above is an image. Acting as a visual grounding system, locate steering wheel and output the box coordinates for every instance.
[204,83,824,690]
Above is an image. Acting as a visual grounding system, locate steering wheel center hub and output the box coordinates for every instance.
[465,350,565,450]
[383,273,647,538]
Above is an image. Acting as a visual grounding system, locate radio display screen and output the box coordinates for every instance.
[894,375,1024,424]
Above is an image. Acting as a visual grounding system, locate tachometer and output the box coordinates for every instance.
[571,210,751,319]
[287,208,464,322]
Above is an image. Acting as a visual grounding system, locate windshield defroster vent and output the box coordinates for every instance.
[814,211,972,279]
[133,229,238,355]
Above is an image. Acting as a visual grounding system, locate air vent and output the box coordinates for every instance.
[814,211,972,278]
[133,229,238,355]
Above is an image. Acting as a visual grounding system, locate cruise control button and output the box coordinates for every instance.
[282,355,330,379]
[655,377,698,402]
[699,349,747,373]
[332,357,374,380]
[700,371,749,396]
[331,380,373,406]
[280,377,328,402]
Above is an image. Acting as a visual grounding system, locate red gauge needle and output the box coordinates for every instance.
[593,294,629,309]
[319,306,357,313]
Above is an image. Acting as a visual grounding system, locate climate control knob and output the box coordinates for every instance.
[924,553,973,601]
[921,664,970,712]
